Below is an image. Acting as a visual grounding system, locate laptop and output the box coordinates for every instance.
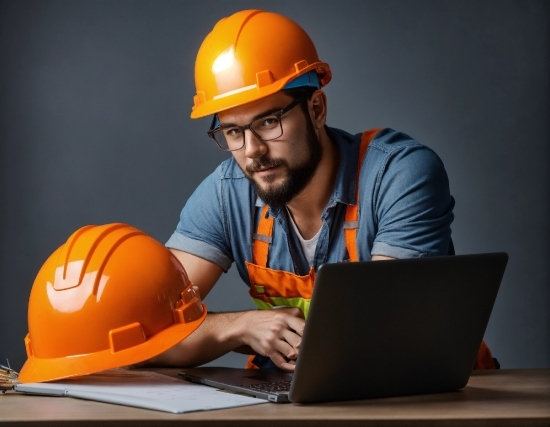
[180,253,508,403]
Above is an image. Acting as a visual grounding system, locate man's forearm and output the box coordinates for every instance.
[141,306,305,370]
[146,311,250,367]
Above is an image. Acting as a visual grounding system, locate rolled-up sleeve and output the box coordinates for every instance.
[371,145,455,258]
[166,167,233,271]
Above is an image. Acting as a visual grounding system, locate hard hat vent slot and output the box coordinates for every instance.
[194,92,206,107]
[294,60,309,73]
[174,288,204,323]
[181,286,197,303]
[256,70,274,88]
[24,334,33,357]
[109,322,146,353]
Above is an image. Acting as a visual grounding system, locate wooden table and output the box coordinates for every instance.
[1,369,549,426]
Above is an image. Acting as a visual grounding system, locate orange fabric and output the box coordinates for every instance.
[246,356,260,369]
[344,129,381,261]
[474,339,496,369]
[252,205,274,268]
[246,262,316,300]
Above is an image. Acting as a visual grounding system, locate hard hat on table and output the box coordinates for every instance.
[19,223,206,383]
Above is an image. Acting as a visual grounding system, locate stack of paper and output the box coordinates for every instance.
[15,369,266,413]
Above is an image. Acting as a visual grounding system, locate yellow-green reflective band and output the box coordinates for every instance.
[251,296,311,318]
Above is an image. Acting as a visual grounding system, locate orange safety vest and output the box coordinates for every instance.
[245,129,496,370]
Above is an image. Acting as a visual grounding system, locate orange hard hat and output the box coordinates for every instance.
[191,9,332,118]
[19,223,206,383]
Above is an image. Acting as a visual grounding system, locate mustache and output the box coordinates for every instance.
[245,158,284,174]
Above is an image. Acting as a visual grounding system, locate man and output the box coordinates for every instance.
[151,10,495,370]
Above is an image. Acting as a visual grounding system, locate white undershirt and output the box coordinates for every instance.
[286,208,321,267]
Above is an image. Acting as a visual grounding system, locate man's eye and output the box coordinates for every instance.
[260,117,279,127]
[224,128,242,138]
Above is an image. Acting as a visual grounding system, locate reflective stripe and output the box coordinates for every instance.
[253,234,272,243]
[343,221,359,229]
[251,296,311,318]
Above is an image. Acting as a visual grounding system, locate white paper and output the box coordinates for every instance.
[15,369,266,413]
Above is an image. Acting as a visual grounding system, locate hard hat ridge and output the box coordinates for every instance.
[52,223,142,292]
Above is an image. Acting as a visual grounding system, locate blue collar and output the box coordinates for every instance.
[325,126,360,207]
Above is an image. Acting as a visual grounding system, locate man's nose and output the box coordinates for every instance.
[243,129,268,159]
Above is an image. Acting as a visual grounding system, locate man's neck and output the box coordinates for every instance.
[286,128,339,240]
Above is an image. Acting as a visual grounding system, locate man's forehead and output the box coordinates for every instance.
[217,91,294,124]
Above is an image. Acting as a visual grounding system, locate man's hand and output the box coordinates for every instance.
[239,307,305,371]
[149,250,307,370]
[145,307,305,371]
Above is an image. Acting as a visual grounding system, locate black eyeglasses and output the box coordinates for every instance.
[207,93,308,152]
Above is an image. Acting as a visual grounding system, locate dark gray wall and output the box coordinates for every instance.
[1,0,548,371]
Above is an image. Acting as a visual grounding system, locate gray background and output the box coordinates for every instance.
[1,0,548,371]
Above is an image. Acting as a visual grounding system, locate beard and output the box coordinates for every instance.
[244,116,323,207]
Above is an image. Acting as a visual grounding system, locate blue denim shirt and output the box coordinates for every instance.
[166,127,455,284]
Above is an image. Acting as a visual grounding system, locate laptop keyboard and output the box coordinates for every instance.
[238,380,292,394]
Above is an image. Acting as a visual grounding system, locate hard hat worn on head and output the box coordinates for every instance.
[191,9,331,118]
[19,223,206,383]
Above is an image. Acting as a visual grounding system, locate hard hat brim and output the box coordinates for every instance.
[18,303,207,383]
[190,62,331,119]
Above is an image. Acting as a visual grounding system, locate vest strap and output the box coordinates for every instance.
[344,128,382,261]
[252,129,381,266]
[252,205,274,267]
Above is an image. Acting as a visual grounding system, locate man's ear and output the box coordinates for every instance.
[309,89,327,129]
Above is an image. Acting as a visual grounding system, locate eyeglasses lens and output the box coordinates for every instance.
[213,115,283,151]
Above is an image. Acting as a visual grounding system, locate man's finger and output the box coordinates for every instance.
[274,339,298,360]
[284,314,305,336]
[270,353,296,371]
[282,329,302,351]
[279,361,296,371]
